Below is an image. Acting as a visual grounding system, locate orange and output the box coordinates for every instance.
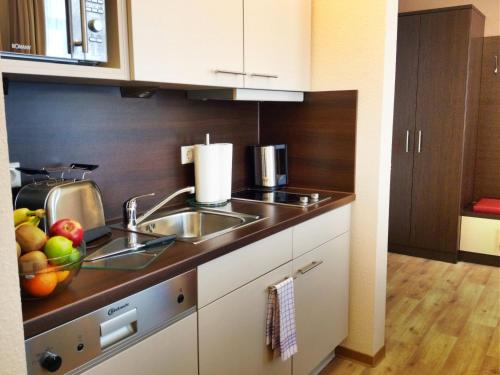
[55,270,70,283]
[22,272,58,297]
[46,266,70,283]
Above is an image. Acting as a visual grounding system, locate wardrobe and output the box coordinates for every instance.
[388,5,485,262]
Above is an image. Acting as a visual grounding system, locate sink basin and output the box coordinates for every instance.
[135,208,264,244]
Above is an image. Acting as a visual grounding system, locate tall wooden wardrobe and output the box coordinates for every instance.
[388,5,485,263]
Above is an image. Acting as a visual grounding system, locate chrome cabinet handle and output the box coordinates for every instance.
[249,73,279,79]
[417,130,422,153]
[297,260,324,275]
[405,130,410,153]
[214,69,246,76]
[494,55,498,75]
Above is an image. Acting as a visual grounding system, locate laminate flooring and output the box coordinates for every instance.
[321,253,500,375]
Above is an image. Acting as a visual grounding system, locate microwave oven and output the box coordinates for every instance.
[0,0,107,64]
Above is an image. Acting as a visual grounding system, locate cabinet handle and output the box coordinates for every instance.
[417,130,422,153]
[249,73,279,79]
[405,130,410,153]
[297,260,323,275]
[214,69,246,76]
[494,55,498,75]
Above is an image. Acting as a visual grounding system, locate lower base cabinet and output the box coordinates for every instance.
[293,232,350,375]
[81,313,198,375]
[198,262,292,375]
[198,207,351,375]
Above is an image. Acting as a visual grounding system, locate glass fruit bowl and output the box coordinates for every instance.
[18,242,86,299]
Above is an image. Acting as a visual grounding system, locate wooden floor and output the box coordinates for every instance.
[321,253,500,375]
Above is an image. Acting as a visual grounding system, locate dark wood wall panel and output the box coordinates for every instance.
[460,9,484,207]
[5,82,258,220]
[260,91,357,193]
[473,36,500,199]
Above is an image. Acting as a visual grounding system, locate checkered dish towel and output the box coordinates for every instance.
[265,277,298,361]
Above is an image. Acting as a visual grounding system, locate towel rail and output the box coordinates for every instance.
[267,260,325,290]
[268,276,296,291]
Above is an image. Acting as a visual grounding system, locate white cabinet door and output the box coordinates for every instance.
[81,313,198,375]
[292,233,350,375]
[198,262,292,375]
[198,228,292,308]
[244,0,311,91]
[293,204,351,259]
[128,0,244,87]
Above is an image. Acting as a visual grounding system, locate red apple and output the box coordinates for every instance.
[49,219,84,247]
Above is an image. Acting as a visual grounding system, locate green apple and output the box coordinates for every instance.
[68,248,81,263]
[44,236,74,265]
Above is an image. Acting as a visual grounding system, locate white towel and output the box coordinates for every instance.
[265,277,298,361]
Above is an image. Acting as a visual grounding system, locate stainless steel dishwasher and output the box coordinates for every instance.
[25,269,198,375]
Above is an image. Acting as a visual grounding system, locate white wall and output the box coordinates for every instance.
[311,0,398,356]
[399,0,500,36]
[0,62,27,374]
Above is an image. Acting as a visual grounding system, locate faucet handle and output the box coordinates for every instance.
[125,193,156,208]
[125,193,155,229]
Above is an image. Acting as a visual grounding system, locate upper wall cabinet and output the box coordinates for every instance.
[128,0,245,87]
[244,0,311,91]
[127,0,311,91]
[0,0,130,81]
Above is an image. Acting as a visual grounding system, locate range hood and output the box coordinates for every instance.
[187,88,304,102]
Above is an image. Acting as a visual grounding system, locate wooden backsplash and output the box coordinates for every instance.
[260,91,357,193]
[5,82,358,220]
[5,82,258,220]
[473,36,500,200]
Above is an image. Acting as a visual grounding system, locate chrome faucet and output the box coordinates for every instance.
[125,186,195,230]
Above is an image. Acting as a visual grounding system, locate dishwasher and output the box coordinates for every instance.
[25,269,198,375]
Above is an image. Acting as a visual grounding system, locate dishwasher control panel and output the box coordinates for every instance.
[25,269,196,375]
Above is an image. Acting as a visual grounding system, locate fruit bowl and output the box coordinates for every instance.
[19,242,86,299]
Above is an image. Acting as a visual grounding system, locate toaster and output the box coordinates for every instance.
[15,165,108,242]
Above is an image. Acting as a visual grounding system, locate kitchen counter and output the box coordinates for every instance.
[22,190,355,339]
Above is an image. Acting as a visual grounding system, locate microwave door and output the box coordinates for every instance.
[0,0,72,61]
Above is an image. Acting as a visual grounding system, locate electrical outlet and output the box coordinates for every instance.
[9,162,21,188]
[181,145,194,164]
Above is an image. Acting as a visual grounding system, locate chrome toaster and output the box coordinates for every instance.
[15,164,108,242]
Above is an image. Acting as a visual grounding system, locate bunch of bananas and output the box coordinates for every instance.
[14,208,46,229]
[13,208,46,257]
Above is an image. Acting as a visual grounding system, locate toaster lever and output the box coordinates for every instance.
[70,164,99,171]
[16,167,50,176]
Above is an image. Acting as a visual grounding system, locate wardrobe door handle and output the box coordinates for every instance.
[405,130,410,153]
[417,130,422,153]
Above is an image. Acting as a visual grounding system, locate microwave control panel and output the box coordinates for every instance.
[83,0,108,63]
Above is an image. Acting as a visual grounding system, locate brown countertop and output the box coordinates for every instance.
[22,190,355,339]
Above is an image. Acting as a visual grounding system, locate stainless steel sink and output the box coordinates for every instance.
[135,207,264,244]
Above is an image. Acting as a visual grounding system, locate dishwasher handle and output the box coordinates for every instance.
[100,309,138,349]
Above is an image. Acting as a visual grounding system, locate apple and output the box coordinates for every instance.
[49,219,84,246]
[44,236,74,265]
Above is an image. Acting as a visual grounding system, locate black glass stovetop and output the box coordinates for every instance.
[232,189,330,207]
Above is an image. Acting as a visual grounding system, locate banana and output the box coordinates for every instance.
[15,215,41,230]
[13,208,45,226]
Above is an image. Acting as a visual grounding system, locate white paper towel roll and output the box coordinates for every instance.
[194,143,233,204]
